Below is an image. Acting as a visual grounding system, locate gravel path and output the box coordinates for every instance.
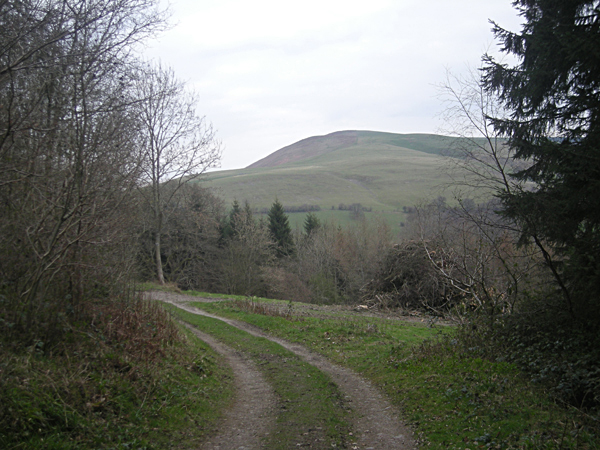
[148,291,417,450]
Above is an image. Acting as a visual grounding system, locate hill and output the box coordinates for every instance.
[247,130,450,169]
[203,131,458,232]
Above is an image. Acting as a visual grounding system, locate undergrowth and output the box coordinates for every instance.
[452,308,600,428]
[231,297,302,321]
[406,337,599,449]
[0,296,233,449]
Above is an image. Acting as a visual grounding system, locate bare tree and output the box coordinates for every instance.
[437,66,525,200]
[135,63,221,284]
[440,68,574,315]
[407,68,554,322]
[292,218,391,304]
[0,0,166,337]
[0,0,163,81]
[413,199,543,325]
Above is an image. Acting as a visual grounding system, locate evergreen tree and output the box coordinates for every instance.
[220,199,241,242]
[267,199,296,257]
[483,1,600,317]
[304,212,320,236]
[243,200,254,228]
[230,199,242,224]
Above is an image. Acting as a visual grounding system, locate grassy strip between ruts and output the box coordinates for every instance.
[186,296,599,450]
[165,304,353,449]
[0,298,234,450]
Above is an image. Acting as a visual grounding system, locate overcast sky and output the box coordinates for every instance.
[144,0,523,170]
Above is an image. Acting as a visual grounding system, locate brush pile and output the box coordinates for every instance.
[360,241,462,313]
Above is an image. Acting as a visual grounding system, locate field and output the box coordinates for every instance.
[247,208,409,238]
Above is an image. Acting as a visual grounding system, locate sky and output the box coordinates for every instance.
[144,0,523,170]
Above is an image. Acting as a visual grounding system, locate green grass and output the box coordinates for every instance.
[202,132,456,224]
[137,282,262,301]
[0,299,234,450]
[135,281,183,293]
[283,209,409,237]
[189,297,599,449]
[248,131,454,169]
[165,304,353,449]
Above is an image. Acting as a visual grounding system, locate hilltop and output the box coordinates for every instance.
[203,130,458,232]
[247,130,448,169]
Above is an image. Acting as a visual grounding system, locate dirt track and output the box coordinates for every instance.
[180,322,277,450]
[147,291,417,450]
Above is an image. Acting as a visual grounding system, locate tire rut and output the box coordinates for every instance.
[180,321,277,449]
[150,291,416,450]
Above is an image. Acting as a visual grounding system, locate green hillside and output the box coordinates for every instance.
[203,131,459,230]
[248,130,452,169]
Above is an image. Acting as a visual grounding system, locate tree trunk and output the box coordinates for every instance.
[155,210,165,285]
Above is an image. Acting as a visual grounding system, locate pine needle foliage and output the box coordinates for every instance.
[483,0,600,320]
[268,199,296,257]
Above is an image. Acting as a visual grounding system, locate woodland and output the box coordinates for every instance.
[1,0,600,448]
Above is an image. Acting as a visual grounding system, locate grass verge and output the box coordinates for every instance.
[0,297,234,450]
[191,297,599,449]
[165,304,353,449]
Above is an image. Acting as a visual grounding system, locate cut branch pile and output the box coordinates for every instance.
[360,241,463,314]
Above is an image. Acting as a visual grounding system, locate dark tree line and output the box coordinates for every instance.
[256,203,321,214]
[138,195,392,304]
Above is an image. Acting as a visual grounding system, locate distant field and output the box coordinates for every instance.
[256,210,409,238]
